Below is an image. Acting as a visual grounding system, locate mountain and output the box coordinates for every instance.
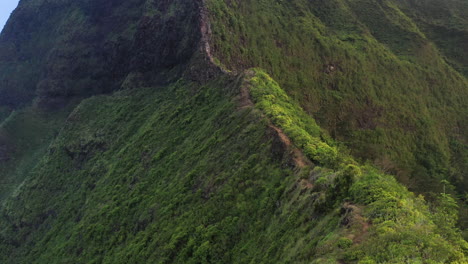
[0,0,466,263]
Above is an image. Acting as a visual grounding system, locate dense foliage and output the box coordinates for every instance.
[0,71,466,263]
[247,69,467,263]
[207,0,468,201]
[0,0,466,263]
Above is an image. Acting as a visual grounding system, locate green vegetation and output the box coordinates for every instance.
[246,69,467,263]
[0,107,69,200]
[207,0,468,228]
[395,0,468,77]
[0,0,466,263]
[208,0,468,192]
[0,71,465,263]
[0,0,204,201]
[0,0,200,109]
[248,69,338,166]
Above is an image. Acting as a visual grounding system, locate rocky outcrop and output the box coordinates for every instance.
[1,0,222,110]
[184,0,226,83]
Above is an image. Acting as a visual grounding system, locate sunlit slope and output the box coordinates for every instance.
[207,0,468,197]
[0,72,466,263]
[0,0,466,263]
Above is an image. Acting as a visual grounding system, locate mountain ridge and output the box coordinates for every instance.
[0,0,466,263]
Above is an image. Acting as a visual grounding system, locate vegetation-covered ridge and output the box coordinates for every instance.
[0,68,466,263]
[0,0,466,263]
[206,0,468,229]
[207,0,468,194]
[0,0,216,204]
[244,68,468,263]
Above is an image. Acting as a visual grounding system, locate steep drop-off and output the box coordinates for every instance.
[0,0,467,263]
[0,0,211,200]
[207,0,468,197]
[1,67,467,263]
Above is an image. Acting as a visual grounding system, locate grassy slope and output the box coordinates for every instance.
[0,71,466,263]
[0,0,466,263]
[206,0,468,199]
[0,0,202,202]
[0,76,295,263]
[0,107,69,201]
[0,0,149,191]
[247,69,467,263]
[394,0,468,77]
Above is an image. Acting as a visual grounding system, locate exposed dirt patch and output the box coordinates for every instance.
[354,221,370,244]
[185,0,228,83]
[199,0,216,66]
[340,202,371,244]
[238,80,254,109]
[300,178,314,189]
[236,69,256,108]
[269,125,310,168]
[270,125,292,147]
[235,71,311,169]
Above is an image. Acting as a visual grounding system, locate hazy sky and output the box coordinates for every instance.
[0,0,20,33]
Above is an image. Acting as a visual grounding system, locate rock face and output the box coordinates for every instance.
[0,0,210,110]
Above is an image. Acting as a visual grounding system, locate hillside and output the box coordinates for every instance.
[207,0,468,195]
[0,0,467,263]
